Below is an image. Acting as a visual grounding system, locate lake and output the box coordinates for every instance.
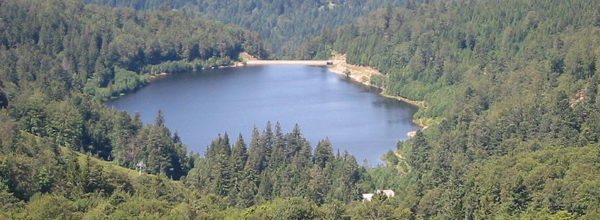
[106,65,419,164]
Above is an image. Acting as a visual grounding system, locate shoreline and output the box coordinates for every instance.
[147,54,431,137]
[324,55,430,133]
[327,66,425,108]
[118,54,429,165]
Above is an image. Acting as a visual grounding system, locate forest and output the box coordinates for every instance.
[1,0,600,219]
[0,0,395,218]
[302,0,600,218]
[83,0,422,58]
[1,0,267,101]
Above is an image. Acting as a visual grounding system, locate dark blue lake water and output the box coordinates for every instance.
[106,65,419,164]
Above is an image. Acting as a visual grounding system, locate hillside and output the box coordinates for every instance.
[84,0,420,58]
[305,0,600,218]
[0,0,261,218]
[0,1,378,218]
[1,0,600,218]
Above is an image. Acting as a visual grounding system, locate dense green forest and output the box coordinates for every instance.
[84,0,421,57]
[0,0,398,218]
[303,0,600,218]
[2,0,600,219]
[1,0,267,101]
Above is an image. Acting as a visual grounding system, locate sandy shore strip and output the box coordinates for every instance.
[327,55,426,108]
[328,61,380,87]
[240,52,430,137]
[325,54,430,137]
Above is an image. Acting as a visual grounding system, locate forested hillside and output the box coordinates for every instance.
[0,0,271,177]
[84,0,419,57]
[0,0,258,218]
[304,0,600,218]
[2,0,600,218]
[0,0,400,218]
[1,0,267,101]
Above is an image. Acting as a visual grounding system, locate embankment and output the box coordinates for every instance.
[325,55,430,132]
[240,53,432,135]
[245,60,342,66]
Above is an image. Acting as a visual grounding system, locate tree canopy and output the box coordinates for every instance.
[303,0,600,218]
[84,0,421,58]
[1,0,600,218]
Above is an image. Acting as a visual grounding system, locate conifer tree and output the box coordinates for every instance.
[247,127,265,172]
[268,122,286,168]
[408,130,430,172]
[229,133,248,197]
[314,138,334,169]
[208,134,232,196]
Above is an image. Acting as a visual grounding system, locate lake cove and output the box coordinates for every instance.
[106,65,419,164]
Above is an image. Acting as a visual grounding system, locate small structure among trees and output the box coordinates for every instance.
[136,161,147,175]
[362,193,374,202]
[362,189,395,202]
[377,189,395,198]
